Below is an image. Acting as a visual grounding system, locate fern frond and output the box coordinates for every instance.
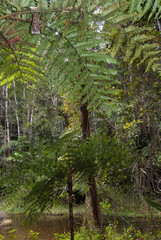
[102,2,129,19]
[129,0,139,13]
[0,0,120,111]
[133,34,155,42]
[145,57,160,72]
[141,0,154,18]
[125,25,154,34]
[111,30,125,57]
[127,0,161,20]
[148,0,161,20]
[114,12,139,24]
[145,198,161,211]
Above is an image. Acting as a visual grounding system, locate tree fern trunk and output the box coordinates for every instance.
[80,102,90,139]
[80,102,102,230]
[88,176,102,229]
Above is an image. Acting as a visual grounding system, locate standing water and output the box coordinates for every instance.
[0,214,82,240]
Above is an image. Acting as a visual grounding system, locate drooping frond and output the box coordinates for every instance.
[98,1,161,73]
[1,0,161,104]
[36,4,118,108]
[0,4,43,86]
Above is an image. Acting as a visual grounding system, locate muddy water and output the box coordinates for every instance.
[0,214,82,240]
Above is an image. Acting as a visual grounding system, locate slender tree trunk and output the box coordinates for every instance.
[3,85,10,161]
[64,112,74,240]
[4,85,10,144]
[80,102,102,230]
[0,88,3,127]
[68,158,74,240]
[27,106,30,127]
[29,104,34,141]
[13,82,21,138]
[23,87,26,136]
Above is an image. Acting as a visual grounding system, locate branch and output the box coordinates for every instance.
[7,16,30,23]
[0,9,74,20]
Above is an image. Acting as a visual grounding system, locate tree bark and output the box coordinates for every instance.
[88,176,102,229]
[80,102,90,139]
[80,101,102,230]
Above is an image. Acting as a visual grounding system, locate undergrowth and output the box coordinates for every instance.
[1,225,161,240]
[54,225,161,240]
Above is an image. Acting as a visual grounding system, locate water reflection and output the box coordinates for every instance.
[0,214,82,240]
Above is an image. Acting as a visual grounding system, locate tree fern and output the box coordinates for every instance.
[1,0,161,103]
[38,11,118,108]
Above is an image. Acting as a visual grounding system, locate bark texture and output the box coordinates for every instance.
[89,176,102,229]
[80,102,102,230]
[80,102,90,139]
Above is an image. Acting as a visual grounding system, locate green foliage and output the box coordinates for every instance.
[110,24,160,72]
[1,0,161,104]
[0,229,40,240]
[100,200,111,213]
[28,230,40,240]
[8,229,17,240]
[1,142,67,221]
[128,0,161,20]
[54,225,161,240]
[0,12,43,85]
[1,226,161,240]
[1,1,161,234]
[0,131,79,219]
[71,133,131,178]
[0,0,120,111]
[54,227,104,240]
[145,199,161,212]
[98,1,161,74]
[0,235,4,240]
[0,131,131,221]
[0,136,30,156]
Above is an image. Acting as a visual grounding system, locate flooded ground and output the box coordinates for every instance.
[0,214,82,240]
